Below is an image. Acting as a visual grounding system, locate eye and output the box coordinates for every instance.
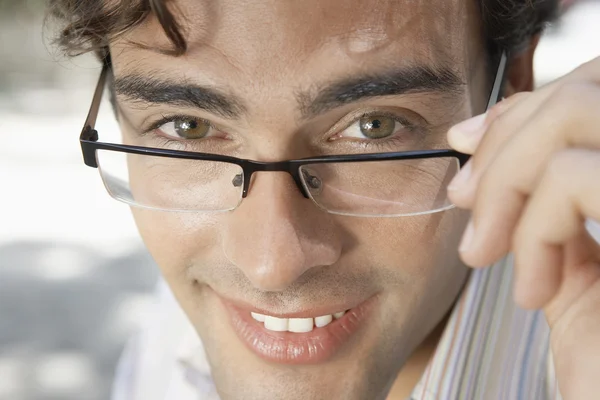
[341,115,403,140]
[158,117,213,139]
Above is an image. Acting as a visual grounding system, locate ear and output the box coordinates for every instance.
[504,34,541,95]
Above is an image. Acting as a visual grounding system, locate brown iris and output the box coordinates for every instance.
[359,116,396,139]
[174,118,210,139]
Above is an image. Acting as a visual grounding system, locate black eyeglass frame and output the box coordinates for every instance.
[80,51,507,200]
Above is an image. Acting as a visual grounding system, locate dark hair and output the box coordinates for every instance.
[48,0,560,63]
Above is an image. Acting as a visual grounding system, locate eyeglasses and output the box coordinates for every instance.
[79,52,507,217]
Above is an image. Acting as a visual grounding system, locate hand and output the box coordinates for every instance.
[446,56,600,400]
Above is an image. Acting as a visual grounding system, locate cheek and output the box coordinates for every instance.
[354,208,470,341]
[416,209,470,279]
[131,208,221,280]
[345,208,469,280]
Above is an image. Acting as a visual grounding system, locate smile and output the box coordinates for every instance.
[220,295,378,365]
[250,310,348,333]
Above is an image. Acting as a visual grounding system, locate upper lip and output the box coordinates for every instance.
[217,293,376,319]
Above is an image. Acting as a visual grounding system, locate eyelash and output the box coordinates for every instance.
[343,110,415,137]
[141,110,419,149]
[143,114,218,135]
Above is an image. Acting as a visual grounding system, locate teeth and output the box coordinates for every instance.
[288,318,314,333]
[333,311,346,319]
[254,310,347,332]
[251,312,266,322]
[314,315,333,328]
[264,316,288,332]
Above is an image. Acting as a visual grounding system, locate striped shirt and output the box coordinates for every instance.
[111,255,565,400]
[410,255,563,400]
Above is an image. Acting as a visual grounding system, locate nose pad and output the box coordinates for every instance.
[300,167,323,195]
[232,173,243,188]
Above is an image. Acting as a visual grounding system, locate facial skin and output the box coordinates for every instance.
[106,0,530,398]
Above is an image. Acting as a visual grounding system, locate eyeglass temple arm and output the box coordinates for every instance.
[80,58,110,166]
[487,51,508,110]
[459,50,508,166]
[80,59,111,143]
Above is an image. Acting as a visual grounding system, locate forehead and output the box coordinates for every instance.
[111,0,482,115]
[113,0,479,69]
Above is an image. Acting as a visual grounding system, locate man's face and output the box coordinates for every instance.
[109,0,488,398]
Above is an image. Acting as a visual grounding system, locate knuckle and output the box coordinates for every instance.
[486,92,529,122]
[553,82,588,100]
[550,82,600,117]
[511,215,532,260]
[474,164,497,199]
[543,83,596,130]
[548,149,599,181]
[511,226,525,257]
[546,149,579,182]
[485,109,511,137]
[571,56,600,78]
[505,91,531,103]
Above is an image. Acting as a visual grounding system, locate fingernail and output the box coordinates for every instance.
[459,219,475,253]
[448,161,472,192]
[452,113,487,136]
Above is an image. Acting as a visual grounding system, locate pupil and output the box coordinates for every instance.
[359,115,395,139]
[184,120,197,130]
[175,118,209,138]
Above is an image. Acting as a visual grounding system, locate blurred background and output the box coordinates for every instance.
[0,1,599,399]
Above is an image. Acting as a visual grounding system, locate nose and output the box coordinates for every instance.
[222,172,343,292]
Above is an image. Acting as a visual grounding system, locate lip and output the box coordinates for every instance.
[219,294,378,365]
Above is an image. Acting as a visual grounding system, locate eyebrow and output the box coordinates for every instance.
[298,65,465,119]
[113,75,247,119]
[113,64,464,120]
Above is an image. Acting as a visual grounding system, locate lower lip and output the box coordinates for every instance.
[221,296,377,365]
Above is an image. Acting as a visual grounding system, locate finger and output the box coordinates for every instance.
[548,277,600,400]
[446,93,523,155]
[511,149,600,309]
[542,231,600,327]
[459,83,600,267]
[447,92,533,209]
[449,55,600,155]
[448,56,600,209]
[447,91,530,154]
[448,90,547,208]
